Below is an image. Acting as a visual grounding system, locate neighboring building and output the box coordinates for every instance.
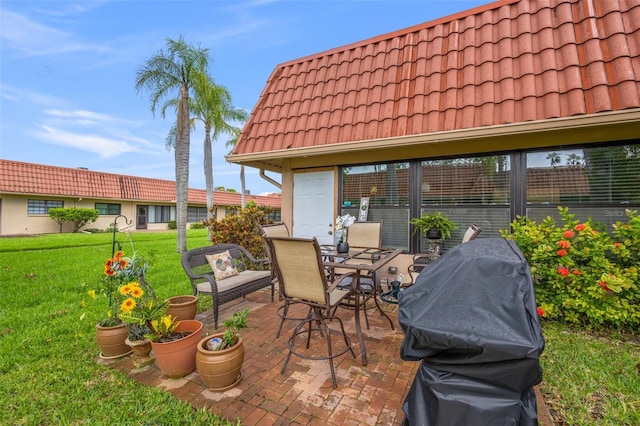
[0,159,281,236]
[228,0,640,255]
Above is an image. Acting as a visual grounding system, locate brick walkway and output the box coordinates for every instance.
[101,290,555,425]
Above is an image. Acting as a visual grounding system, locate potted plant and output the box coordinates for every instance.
[335,214,356,253]
[196,308,249,391]
[116,278,168,367]
[410,211,457,241]
[87,250,149,359]
[146,313,203,379]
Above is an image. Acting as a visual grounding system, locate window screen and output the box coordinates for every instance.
[95,203,121,215]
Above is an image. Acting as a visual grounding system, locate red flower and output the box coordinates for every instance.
[598,281,611,292]
[557,249,568,257]
[563,230,575,239]
[572,269,581,275]
[558,240,571,249]
[613,242,622,249]
[557,266,569,277]
[537,307,544,317]
[575,223,586,231]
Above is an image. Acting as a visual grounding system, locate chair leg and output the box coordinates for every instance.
[276,300,290,338]
[212,294,219,330]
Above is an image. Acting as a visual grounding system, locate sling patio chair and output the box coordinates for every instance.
[265,236,356,388]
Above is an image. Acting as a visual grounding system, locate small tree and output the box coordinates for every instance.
[48,208,99,233]
[206,204,273,260]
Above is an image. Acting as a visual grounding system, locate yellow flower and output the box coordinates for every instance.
[119,283,133,295]
[120,298,136,313]
[87,290,96,299]
[130,286,144,298]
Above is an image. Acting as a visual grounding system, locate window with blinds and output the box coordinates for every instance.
[526,144,640,228]
[342,162,410,207]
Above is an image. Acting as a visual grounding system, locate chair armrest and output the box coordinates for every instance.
[236,245,269,265]
[328,272,356,292]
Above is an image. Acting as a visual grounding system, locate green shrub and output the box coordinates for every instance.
[206,205,273,260]
[168,220,177,229]
[49,207,99,233]
[502,207,639,328]
[189,222,205,229]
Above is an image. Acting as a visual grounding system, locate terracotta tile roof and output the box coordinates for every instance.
[0,159,281,208]
[234,0,640,157]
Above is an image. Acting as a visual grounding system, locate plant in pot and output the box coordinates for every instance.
[196,308,249,391]
[85,250,149,359]
[145,312,203,379]
[165,294,199,321]
[116,279,168,367]
[335,214,356,253]
[410,211,457,241]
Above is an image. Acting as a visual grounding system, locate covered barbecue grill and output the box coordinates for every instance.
[398,238,545,425]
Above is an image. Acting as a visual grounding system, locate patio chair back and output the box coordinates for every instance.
[347,221,383,248]
[266,236,329,306]
[462,224,482,243]
[260,222,290,238]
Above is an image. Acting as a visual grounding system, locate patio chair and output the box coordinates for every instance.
[407,224,482,285]
[260,223,310,338]
[333,221,390,329]
[265,236,356,388]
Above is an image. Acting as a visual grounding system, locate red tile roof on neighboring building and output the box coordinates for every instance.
[234,0,640,157]
[0,159,281,208]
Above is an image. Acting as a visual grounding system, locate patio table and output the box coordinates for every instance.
[321,245,402,365]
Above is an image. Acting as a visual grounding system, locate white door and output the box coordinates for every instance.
[293,171,334,244]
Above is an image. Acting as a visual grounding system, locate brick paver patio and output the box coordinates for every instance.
[101,289,555,425]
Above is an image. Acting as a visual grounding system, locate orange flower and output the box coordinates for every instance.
[557,249,568,257]
[613,242,622,249]
[575,223,586,231]
[563,230,575,239]
[558,240,571,249]
[557,266,569,277]
[597,281,611,292]
[572,269,581,275]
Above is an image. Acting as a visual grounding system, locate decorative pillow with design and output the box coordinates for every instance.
[206,251,239,281]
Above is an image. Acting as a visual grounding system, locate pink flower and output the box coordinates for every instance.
[575,224,586,231]
[563,230,575,239]
[557,266,569,277]
[557,249,568,257]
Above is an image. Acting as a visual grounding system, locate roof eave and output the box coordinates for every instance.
[227,109,640,170]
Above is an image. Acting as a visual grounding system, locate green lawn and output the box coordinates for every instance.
[1,230,638,425]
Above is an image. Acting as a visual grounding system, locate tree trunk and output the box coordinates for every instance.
[204,123,214,240]
[240,165,246,208]
[175,84,190,253]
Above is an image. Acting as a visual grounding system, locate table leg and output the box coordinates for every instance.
[353,274,367,366]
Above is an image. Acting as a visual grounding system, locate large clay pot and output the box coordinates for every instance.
[150,319,203,378]
[196,333,244,391]
[96,323,131,359]
[166,295,199,321]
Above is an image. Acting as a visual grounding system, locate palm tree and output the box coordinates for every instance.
[191,74,247,229]
[224,130,246,208]
[135,36,209,253]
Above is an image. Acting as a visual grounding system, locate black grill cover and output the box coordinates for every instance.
[398,238,545,426]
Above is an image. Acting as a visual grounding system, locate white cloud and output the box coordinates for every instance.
[0,84,68,107]
[0,9,111,56]
[34,125,141,158]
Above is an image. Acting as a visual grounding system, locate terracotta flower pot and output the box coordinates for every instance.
[166,295,199,321]
[126,338,154,368]
[95,323,131,359]
[196,333,244,391]
[150,319,203,378]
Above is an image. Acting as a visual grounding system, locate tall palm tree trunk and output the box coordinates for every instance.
[203,122,214,239]
[175,84,190,253]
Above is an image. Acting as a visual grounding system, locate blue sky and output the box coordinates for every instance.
[1,0,487,195]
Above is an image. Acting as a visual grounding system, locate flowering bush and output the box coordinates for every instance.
[502,207,640,328]
[335,214,356,244]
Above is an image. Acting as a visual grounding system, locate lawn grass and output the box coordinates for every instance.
[1,230,639,425]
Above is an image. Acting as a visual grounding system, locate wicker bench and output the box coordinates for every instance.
[181,244,274,329]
